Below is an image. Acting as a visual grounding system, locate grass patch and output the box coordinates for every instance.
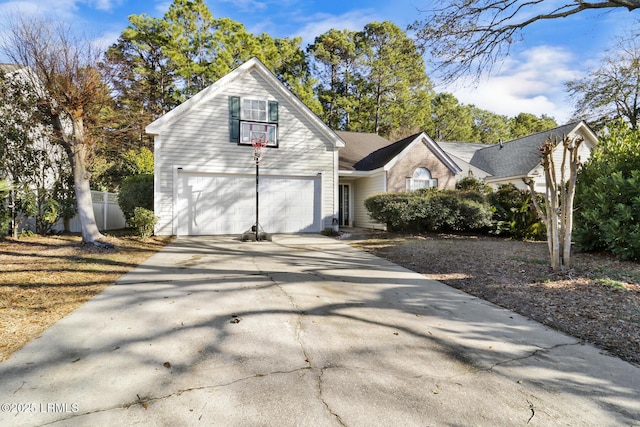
[596,278,628,291]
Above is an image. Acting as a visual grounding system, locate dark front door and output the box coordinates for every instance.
[338,184,350,227]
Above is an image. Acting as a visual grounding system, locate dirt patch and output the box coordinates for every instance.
[347,230,640,366]
[0,233,172,361]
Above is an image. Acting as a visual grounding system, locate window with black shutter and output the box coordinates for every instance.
[228,96,279,147]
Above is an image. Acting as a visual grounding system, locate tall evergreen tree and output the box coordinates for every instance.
[431,93,477,141]
[308,22,434,137]
[308,29,360,128]
[509,113,558,138]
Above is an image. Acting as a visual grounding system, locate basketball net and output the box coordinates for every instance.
[251,137,268,163]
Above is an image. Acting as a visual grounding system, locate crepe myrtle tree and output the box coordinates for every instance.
[411,0,640,82]
[524,134,584,272]
[2,16,113,247]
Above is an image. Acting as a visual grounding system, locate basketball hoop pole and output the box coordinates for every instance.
[251,137,267,241]
[255,154,259,241]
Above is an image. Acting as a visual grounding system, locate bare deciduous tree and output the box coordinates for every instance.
[525,134,584,271]
[567,33,640,130]
[1,16,112,246]
[411,0,640,82]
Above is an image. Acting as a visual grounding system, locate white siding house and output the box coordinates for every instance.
[146,58,344,236]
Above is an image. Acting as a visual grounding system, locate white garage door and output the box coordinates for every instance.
[176,172,321,235]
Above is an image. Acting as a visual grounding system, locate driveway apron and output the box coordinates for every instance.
[0,235,638,426]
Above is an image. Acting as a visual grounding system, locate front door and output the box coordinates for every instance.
[338,184,350,227]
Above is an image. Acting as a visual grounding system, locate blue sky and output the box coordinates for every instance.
[1,0,638,123]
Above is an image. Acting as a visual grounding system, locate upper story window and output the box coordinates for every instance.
[242,99,267,121]
[406,167,438,191]
[229,96,278,147]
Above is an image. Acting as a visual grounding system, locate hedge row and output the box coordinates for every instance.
[364,189,493,232]
[364,181,545,239]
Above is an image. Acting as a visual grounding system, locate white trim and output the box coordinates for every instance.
[172,165,180,235]
[339,167,385,177]
[172,165,322,178]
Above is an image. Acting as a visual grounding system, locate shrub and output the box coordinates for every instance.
[489,183,545,240]
[575,170,640,260]
[0,182,10,237]
[364,189,492,233]
[118,174,154,223]
[129,207,158,238]
[455,176,492,195]
[574,123,640,259]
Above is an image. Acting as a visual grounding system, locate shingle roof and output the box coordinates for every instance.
[437,141,490,163]
[335,131,394,171]
[354,133,420,171]
[469,121,583,177]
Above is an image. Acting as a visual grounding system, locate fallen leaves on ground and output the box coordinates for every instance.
[0,233,172,361]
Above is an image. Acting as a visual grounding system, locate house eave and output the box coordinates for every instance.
[339,168,385,177]
[484,174,535,183]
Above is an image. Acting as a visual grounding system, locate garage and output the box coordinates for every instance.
[176,171,321,235]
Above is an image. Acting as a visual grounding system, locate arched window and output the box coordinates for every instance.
[406,167,438,191]
[413,167,432,180]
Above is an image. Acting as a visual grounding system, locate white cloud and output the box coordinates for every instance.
[0,0,79,20]
[287,9,380,47]
[440,45,582,123]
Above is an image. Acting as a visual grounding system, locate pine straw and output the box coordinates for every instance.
[350,232,640,367]
[0,233,172,362]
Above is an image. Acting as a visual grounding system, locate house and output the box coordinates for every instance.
[146,58,344,236]
[439,121,598,191]
[337,131,461,229]
[147,58,598,236]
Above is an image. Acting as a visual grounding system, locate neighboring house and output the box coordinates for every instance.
[439,121,598,191]
[337,131,461,229]
[337,121,598,229]
[146,58,344,236]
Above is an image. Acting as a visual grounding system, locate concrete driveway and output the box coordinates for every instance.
[0,235,638,426]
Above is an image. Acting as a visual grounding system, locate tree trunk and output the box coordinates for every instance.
[55,114,107,246]
[72,147,103,244]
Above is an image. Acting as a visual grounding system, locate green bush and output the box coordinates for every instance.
[118,174,154,223]
[364,189,492,233]
[574,123,640,260]
[129,207,158,238]
[575,170,640,260]
[455,176,492,195]
[488,183,545,240]
[0,181,11,237]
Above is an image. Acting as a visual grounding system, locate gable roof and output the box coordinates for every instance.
[335,131,394,171]
[338,131,462,174]
[469,121,592,178]
[146,57,344,148]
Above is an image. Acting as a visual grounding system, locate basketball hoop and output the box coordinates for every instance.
[251,137,268,163]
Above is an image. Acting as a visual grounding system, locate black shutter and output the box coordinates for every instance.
[229,96,240,142]
[268,100,278,123]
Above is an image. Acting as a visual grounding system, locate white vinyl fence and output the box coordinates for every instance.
[53,191,126,233]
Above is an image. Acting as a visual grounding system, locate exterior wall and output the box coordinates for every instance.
[154,69,336,235]
[387,142,457,192]
[350,173,386,229]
